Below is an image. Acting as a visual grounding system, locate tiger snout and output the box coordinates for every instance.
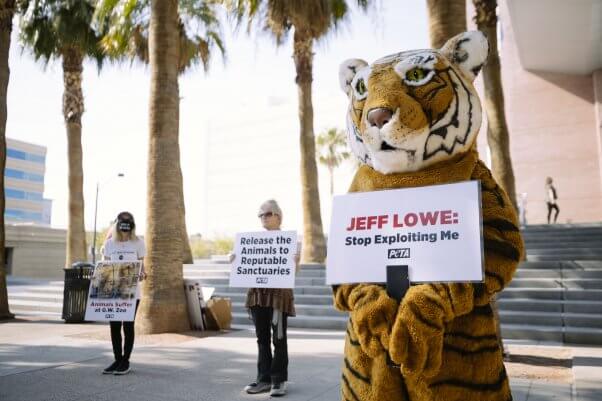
[367,107,394,129]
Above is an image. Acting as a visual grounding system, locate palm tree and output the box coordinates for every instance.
[95,0,224,333]
[316,127,350,196]
[19,0,107,268]
[0,0,15,321]
[135,0,188,334]
[95,0,225,265]
[426,0,466,48]
[227,0,371,263]
[472,0,518,211]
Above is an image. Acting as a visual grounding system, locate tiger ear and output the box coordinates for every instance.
[339,59,369,98]
[441,31,489,82]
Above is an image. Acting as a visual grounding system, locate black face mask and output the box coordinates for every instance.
[117,220,134,232]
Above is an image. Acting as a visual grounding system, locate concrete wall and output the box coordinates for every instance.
[495,2,602,224]
[6,225,66,279]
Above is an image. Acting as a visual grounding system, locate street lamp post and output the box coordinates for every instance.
[92,173,124,264]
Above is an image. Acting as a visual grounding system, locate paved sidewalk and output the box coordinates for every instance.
[0,317,601,401]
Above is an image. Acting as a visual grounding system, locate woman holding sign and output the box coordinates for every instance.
[101,211,146,376]
[239,200,298,397]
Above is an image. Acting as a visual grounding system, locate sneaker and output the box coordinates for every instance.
[270,382,287,397]
[244,381,271,394]
[113,359,130,375]
[102,360,121,374]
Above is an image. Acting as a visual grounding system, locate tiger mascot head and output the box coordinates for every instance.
[339,31,488,174]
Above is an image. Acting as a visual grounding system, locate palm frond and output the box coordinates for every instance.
[224,0,375,44]
[96,0,225,74]
[19,0,106,68]
[316,127,350,169]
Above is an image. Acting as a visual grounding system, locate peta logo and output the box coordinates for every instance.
[256,277,268,284]
[387,248,410,259]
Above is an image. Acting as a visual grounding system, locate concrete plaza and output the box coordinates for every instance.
[1,317,601,401]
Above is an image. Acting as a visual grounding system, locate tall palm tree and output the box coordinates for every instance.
[0,0,15,321]
[316,127,349,196]
[426,0,466,48]
[473,0,518,211]
[134,0,189,334]
[95,0,224,333]
[95,0,225,265]
[227,0,371,263]
[19,0,106,267]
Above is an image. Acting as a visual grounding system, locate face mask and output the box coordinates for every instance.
[117,220,133,232]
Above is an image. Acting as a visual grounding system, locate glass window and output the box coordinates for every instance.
[27,172,44,182]
[24,192,42,201]
[5,209,21,218]
[5,188,43,201]
[5,169,24,179]
[4,168,44,183]
[5,208,43,222]
[6,188,25,199]
[7,148,45,164]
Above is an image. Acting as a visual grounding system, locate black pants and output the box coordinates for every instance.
[251,306,288,384]
[110,300,139,362]
[547,202,559,223]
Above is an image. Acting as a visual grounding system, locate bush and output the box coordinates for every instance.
[190,236,234,259]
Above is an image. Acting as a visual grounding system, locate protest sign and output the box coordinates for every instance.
[326,181,484,285]
[84,261,141,322]
[229,230,297,288]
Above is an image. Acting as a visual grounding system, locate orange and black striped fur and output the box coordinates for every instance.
[334,32,524,401]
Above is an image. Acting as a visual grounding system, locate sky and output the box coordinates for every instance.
[6,1,432,237]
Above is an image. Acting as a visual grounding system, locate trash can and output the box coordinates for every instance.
[62,262,95,323]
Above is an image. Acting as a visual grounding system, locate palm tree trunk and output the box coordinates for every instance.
[426,0,467,48]
[177,174,193,264]
[293,29,326,264]
[62,47,87,267]
[473,0,518,211]
[137,0,190,334]
[0,0,14,320]
[171,81,193,265]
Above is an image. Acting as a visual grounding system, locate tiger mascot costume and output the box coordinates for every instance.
[333,31,524,401]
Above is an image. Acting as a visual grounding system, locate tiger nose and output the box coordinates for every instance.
[367,108,394,129]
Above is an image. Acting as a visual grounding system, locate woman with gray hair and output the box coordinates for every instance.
[243,199,298,397]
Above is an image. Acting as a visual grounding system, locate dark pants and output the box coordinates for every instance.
[547,202,559,223]
[251,306,288,384]
[110,300,139,362]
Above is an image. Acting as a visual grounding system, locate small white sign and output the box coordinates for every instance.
[229,231,297,288]
[326,181,484,285]
[85,261,141,322]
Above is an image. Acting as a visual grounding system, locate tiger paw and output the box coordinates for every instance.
[389,297,444,378]
[349,286,398,358]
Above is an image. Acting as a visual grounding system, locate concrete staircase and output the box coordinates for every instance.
[523,224,602,261]
[7,277,64,318]
[6,224,602,345]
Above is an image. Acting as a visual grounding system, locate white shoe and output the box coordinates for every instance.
[244,382,271,394]
[270,382,287,397]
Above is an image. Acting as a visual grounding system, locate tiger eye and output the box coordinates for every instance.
[407,67,426,82]
[355,79,367,95]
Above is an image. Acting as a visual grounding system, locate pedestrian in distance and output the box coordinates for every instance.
[545,177,559,224]
[101,211,146,375]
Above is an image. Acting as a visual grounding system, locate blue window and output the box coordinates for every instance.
[5,188,43,201]
[4,168,44,183]
[5,169,24,179]
[25,192,43,201]
[5,208,43,222]
[6,188,24,199]
[28,172,44,182]
[7,148,45,164]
